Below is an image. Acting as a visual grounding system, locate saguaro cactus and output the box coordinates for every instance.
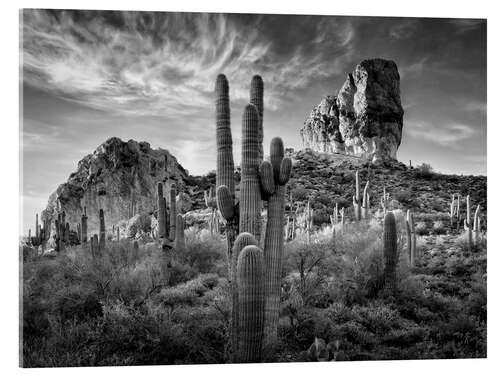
[239,104,262,241]
[406,209,417,266]
[259,137,292,347]
[174,214,186,252]
[99,209,106,252]
[35,214,39,242]
[361,180,370,219]
[91,234,99,257]
[157,183,167,239]
[473,204,481,246]
[230,232,259,360]
[383,211,398,291]
[353,171,361,221]
[236,245,265,363]
[449,194,456,227]
[464,195,472,251]
[250,75,264,162]
[81,206,88,243]
[169,185,177,241]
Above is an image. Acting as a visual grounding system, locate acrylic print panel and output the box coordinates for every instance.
[20,9,486,367]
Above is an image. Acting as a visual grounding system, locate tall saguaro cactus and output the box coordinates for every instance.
[236,245,265,363]
[259,137,292,347]
[157,183,167,239]
[473,205,481,246]
[353,171,361,221]
[99,208,106,252]
[239,104,262,241]
[250,75,264,163]
[383,211,398,291]
[174,214,186,252]
[215,74,239,276]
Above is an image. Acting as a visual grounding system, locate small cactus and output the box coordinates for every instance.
[236,245,265,363]
[383,211,398,291]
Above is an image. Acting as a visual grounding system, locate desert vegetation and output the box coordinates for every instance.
[21,75,487,366]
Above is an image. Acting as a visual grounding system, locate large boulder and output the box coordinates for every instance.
[300,59,404,162]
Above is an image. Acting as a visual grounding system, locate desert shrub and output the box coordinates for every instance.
[415,163,434,179]
[415,221,428,235]
[312,208,331,226]
[179,229,225,274]
[291,186,309,201]
[432,220,446,234]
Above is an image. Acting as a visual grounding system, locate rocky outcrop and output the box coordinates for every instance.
[300,59,404,162]
[41,137,191,237]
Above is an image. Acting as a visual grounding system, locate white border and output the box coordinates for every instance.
[3,1,498,374]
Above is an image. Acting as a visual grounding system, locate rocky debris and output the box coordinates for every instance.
[176,192,193,214]
[300,58,404,162]
[41,137,196,236]
[126,213,152,239]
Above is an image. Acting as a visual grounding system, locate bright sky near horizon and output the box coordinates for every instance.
[20,10,486,234]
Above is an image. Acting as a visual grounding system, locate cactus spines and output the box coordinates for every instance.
[157,183,167,239]
[230,232,259,361]
[260,137,292,348]
[353,171,361,221]
[239,104,262,241]
[473,204,481,245]
[250,75,264,162]
[236,244,265,363]
[174,214,186,252]
[169,185,176,241]
[464,195,472,251]
[383,211,398,291]
[362,180,370,219]
[99,208,106,252]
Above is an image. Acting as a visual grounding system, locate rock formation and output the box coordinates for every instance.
[300,59,404,162]
[41,137,190,237]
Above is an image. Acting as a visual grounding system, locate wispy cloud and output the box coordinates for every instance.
[22,10,354,117]
[406,121,475,147]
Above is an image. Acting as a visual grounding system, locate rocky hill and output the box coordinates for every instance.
[41,137,213,236]
[285,148,487,229]
[300,59,404,162]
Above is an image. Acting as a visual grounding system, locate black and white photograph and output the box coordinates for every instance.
[17,4,489,369]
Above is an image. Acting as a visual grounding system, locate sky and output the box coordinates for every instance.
[20,10,486,234]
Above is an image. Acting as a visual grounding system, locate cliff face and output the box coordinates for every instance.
[300,59,404,161]
[41,137,190,236]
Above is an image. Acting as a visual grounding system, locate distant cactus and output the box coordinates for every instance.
[169,185,176,241]
[99,209,106,252]
[259,137,292,347]
[383,211,398,291]
[352,171,361,221]
[464,195,472,251]
[157,183,167,239]
[473,204,481,245]
[236,245,265,363]
[174,214,186,252]
[406,210,417,266]
[361,180,370,219]
[449,194,456,227]
[35,214,39,242]
[81,206,88,243]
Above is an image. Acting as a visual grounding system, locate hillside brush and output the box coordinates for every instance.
[383,211,398,292]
